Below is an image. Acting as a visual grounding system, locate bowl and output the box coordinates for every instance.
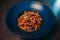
[5,1,57,38]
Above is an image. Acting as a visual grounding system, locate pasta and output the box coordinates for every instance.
[17,11,42,32]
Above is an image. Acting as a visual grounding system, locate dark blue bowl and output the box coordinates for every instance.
[5,1,57,38]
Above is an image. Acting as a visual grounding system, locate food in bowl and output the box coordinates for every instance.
[17,11,42,32]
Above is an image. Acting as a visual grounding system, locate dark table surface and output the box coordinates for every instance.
[0,0,60,40]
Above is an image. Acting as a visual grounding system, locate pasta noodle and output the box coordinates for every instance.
[17,11,42,32]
